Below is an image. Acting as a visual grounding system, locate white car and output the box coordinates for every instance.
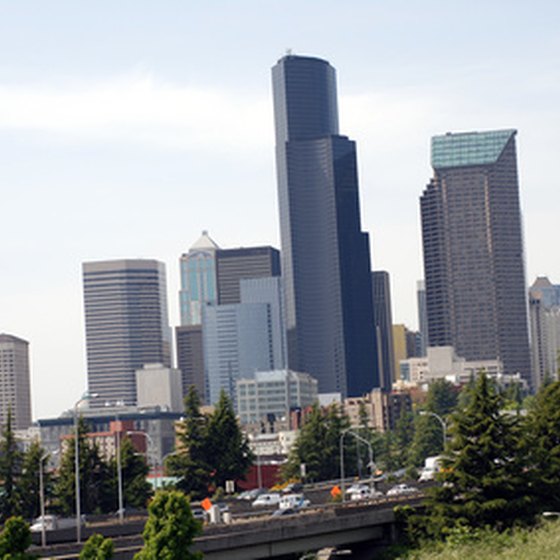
[386,483,419,497]
[346,485,383,501]
[252,493,281,507]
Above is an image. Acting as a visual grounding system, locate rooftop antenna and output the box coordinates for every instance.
[286,48,293,55]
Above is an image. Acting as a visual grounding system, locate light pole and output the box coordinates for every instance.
[105,401,125,523]
[339,428,375,502]
[419,410,447,450]
[39,449,58,548]
[74,391,97,544]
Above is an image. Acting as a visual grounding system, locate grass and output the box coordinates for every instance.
[392,519,560,560]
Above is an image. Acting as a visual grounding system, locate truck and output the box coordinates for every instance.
[418,455,442,482]
[30,515,84,532]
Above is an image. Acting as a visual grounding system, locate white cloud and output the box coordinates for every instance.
[0,71,273,153]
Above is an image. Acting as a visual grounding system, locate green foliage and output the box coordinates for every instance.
[205,391,254,490]
[53,417,113,515]
[407,415,442,468]
[18,440,45,520]
[0,412,23,521]
[283,402,352,482]
[134,490,202,560]
[79,533,114,560]
[0,516,36,559]
[423,372,534,538]
[523,381,560,512]
[425,379,458,417]
[112,437,152,509]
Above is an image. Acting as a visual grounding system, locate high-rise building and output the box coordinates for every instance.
[371,271,395,391]
[529,277,560,389]
[179,230,220,326]
[0,334,32,430]
[420,129,531,384]
[83,259,172,407]
[272,54,378,397]
[175,325,205,400]
[416,280,428,356]
[215,246,281,305]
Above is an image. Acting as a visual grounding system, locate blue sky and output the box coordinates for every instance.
[1,1,559,419]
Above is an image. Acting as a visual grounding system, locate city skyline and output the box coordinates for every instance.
[2,2,560,418]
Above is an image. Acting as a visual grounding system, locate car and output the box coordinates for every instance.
[191,507,207,521]
[271,507,299,517]
[345,483,369,495]
[281,482,303,494]
[237,488,266,501]
[386,483,419,497]
[252,492,281,507]
[278,493,310,510]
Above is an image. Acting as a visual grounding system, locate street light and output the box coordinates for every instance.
[74,391,97,544]
[105,401,125,524]
[126,430,156,488]
[339,428,375,502]
[419,411,447,450]
[39,449,59,548]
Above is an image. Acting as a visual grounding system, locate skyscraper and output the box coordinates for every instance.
[420,129,531,384]
[371,271,395,391]
[272,54,379,397]
[179,230,220,326]
[215,246,281,305]
[0,334,32,429]
[416,280,428,357]
[83,259,172,407]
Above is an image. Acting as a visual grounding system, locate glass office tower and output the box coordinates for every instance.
[272,54,379,397]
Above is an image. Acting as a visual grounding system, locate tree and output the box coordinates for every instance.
[165,387,212,498]
[134,490,202,560]
[522,380,560,513]
[283,402,352,482]
[425,379,458,417]
[424,372,533,537]
[0,411,23,521]
[18,440,45,520]
[113,437,152,509]
[79,533,114,559]
[53,417,113,515]
[0,516,36,559]
[205,391,254,490]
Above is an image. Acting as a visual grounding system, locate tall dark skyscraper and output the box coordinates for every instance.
[420,129,531,384]
[372,271,395,391]
[272,54,379,397]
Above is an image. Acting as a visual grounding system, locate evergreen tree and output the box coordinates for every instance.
[425,379,458,417]
[0,411,23,521]
[424,372,533,537]
[53,417,113,515]
[205,391,253,490]
[18,440,45,520]
[523,380,560,513]
[283,402,353,482]
[165,386,212,499]
[407,414,443,468]
[114,437,152,509]
[134,490,202,560]
[79,533,114,559]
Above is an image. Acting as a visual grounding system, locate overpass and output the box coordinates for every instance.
[32,497,419,559]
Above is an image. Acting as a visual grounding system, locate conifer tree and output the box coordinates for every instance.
[18,440,46,520]
[114,437,152,509]
[424,372,532,537]
[165,386,212,499]
[205,391,253,490]
[0,411,22,521]
[79,533,114,559]
[0,516,36,559]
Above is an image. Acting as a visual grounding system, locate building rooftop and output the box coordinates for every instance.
[431,129,516,169]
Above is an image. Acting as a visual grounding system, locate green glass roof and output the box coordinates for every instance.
[431,129,516,169]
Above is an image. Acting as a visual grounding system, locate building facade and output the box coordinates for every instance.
[215,246,281,305]
[420,129,531,384]
[179,230,220,326]
[0,334,32,430]
[83,259,172,407]
[371,271,395,391]
[175,324,205,400]
[272,54,379,397]
[417,280,428,356]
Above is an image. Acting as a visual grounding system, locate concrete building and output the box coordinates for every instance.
[215,246,281,305]
[179,230,220,326]
[0,334,32,430]
[399,346,503,386]
[372,271,395,392]
[529,277,560,389]
[82,259,172,408]
[136,363,183,413]
[272,54,379,397]
[236,369,318,425]
[392,325,418,381]
[420,129,531,385]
